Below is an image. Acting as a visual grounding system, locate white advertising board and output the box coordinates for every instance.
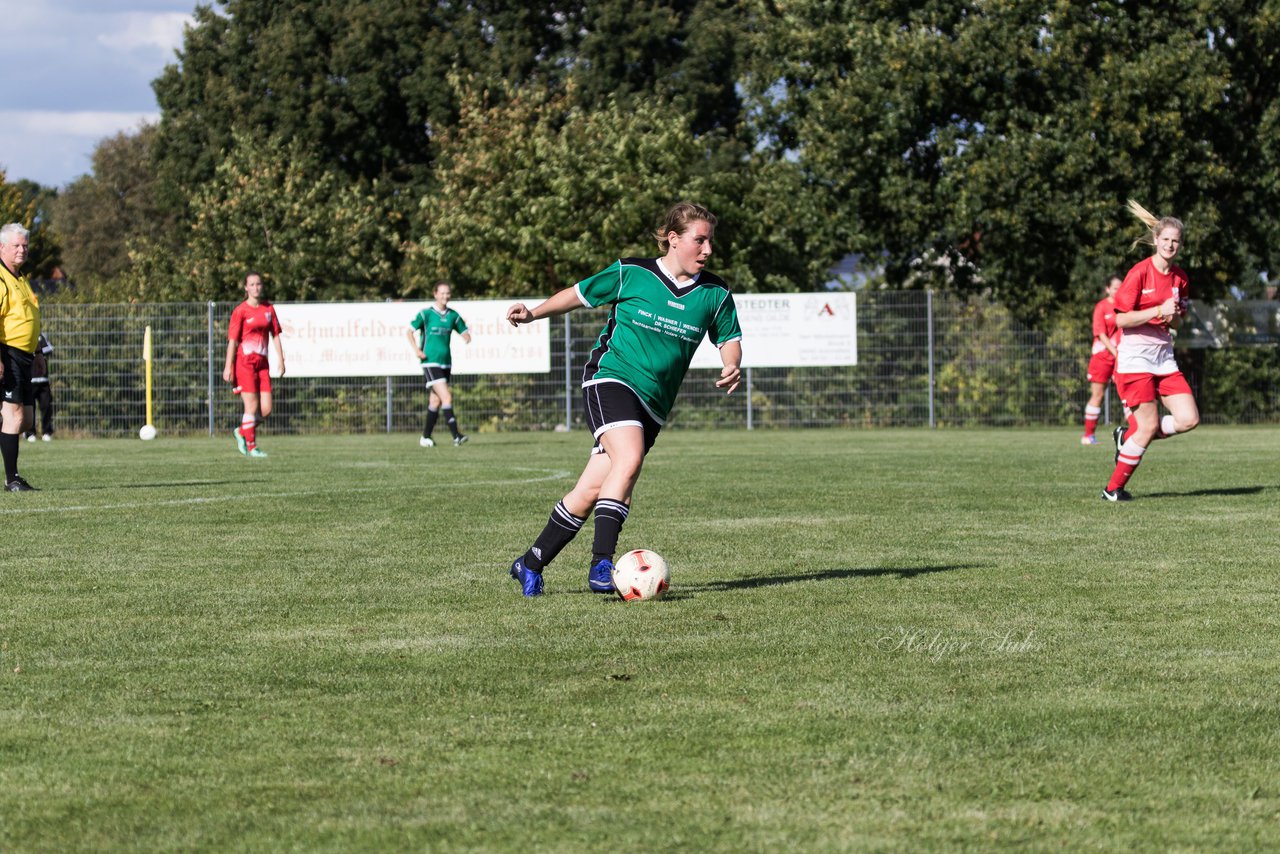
[271,300,550,378]
[689,292,857,368]
[266,292,853,377]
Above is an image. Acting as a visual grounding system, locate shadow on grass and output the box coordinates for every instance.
[580,564,974,600]
[1144,485,1270,499]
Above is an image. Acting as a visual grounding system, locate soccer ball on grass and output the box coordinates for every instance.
[611,549,670,602]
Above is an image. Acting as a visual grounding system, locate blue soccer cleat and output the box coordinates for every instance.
[510,557,544,597]
[588,557,615,594]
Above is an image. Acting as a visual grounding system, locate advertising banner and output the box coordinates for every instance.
[271,300,550,378]
[690,292,857,368]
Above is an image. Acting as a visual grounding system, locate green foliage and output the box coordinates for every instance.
[746,1,1280,322]
[181,132,407,300]
[1199,346,1280,422]
[52,125,175,288]
[0,172,61,279]
[409,80,839,297]
[44,1,1280,320]
[408,83,720,297]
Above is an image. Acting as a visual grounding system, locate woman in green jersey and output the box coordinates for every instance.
[407,281,472,447]
[504,203,743,597]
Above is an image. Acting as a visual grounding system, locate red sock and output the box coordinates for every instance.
[241,417,257,450]
[1107,441,1146,491]
[1083,406,1101,438]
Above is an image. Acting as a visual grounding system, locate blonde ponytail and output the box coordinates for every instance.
[1127,199,1184,251]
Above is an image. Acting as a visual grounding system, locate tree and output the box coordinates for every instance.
[53,124,176,287]
[0,172,61,279]
[133,131,406,301]
[408,84,711,297]
[152,1,582,196]
[747,1,1280,323]
[144,2,778,298]
[407,81,840,298]
[569,0,744,136]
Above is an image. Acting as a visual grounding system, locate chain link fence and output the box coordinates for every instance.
[37,293,1280,438]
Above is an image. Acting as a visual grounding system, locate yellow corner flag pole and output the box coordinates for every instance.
[140,326,156,440]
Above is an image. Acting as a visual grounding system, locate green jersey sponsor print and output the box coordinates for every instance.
[577,258,742,422]
[411,307,468,366]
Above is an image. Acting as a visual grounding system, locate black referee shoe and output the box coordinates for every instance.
[5,475,38,492]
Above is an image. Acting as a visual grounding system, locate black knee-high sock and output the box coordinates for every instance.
[423,408,439,438]
[592,498,630,563]
[523,501,587,571]
[443,407,461,438]
[0,432,19,481]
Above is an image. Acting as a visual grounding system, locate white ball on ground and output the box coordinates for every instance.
[611,549,671,601]
[139,424,157,441]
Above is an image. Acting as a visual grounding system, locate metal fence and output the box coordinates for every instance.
[37,293,1280,438]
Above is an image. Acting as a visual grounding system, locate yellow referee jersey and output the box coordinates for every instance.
[0,262,41,353]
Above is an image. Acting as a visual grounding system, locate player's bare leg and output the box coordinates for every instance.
[1155,393,1199,439]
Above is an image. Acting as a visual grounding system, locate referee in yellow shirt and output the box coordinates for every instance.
[0,223,42,491]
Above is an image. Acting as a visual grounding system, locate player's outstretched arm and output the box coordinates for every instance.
[507,286,584,326]
[715,341,742,394]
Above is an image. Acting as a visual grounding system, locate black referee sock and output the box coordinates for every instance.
[523,501,587,571]
[0,432,19,481]
[443,407,461,439]
[423,408,439,439]
[592,498,630,563]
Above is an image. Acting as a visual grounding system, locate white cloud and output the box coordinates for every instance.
[0,111,159,187]
[97,11,192,54]
[0,110,159,138]
[2,2,198,185]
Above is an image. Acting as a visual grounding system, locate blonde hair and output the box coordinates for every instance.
[1127,199,1184,252]
[654,203,716,253]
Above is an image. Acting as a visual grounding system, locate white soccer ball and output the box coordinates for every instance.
[611,549,671,602]
[139,424,157,441]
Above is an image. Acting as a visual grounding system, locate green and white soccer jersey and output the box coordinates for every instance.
[411,307,468,367]
[577,258,742,422]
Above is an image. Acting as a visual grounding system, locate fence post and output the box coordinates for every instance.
[927,290,936,429]
[207,301,216,436]
[386,376,393,433]
[564,315,572,431]
[746,367,753,430]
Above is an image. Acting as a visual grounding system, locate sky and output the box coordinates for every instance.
[1,0,199,189]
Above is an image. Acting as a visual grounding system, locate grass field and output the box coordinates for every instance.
[3,426,1280,852]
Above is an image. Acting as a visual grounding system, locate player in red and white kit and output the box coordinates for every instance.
[222,272,285,457]
[1081,275,1123,444]
[1102,201,1199,501]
